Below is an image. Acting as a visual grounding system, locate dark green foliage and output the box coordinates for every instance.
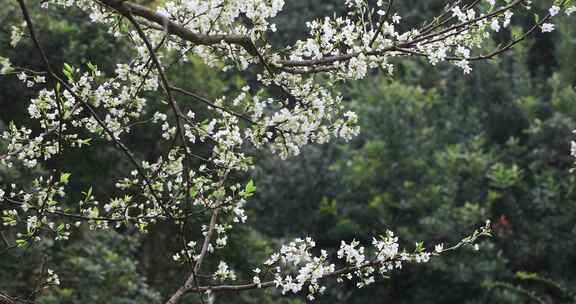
[38,231,162,304]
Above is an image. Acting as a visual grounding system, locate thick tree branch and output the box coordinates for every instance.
[166,172,229,304]
[92,0,528,76]
[95,0,259,56]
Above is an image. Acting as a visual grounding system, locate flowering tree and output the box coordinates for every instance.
[0,0,574,303]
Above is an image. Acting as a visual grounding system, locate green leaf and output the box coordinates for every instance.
[516,271,538,280]
[244,179,257,197]
[189,187,198,198]
[59,172,72,184]
[78,138,92,147]
[87,62,96,71]
[415,241,424,253]
[83,187,93,201]
[137,223,148,233]
[511,26,523,40]
[63,63,74,80]
[63,62,73,72]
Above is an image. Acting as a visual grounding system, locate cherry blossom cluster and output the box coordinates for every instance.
[200,223,490,301]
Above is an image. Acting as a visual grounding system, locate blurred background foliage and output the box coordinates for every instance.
[1,0,576,303]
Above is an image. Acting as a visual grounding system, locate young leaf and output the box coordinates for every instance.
[244,179,257,197]
[59,172,71,184]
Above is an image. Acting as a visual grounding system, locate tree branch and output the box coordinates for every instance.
[95,0,259,56]
[16,0,165,215]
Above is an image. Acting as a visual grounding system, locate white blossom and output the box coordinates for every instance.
[46,269,60,286]
[490,19,501,32]
[10,24,24,48]
[541,23,555,33]
[214,261,237,281]
[435,244,444,253]
[549,5,560,17]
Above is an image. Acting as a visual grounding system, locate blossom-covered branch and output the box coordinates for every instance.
[1,0,574,303]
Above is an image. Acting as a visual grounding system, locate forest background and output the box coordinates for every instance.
[1,0,575,303]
